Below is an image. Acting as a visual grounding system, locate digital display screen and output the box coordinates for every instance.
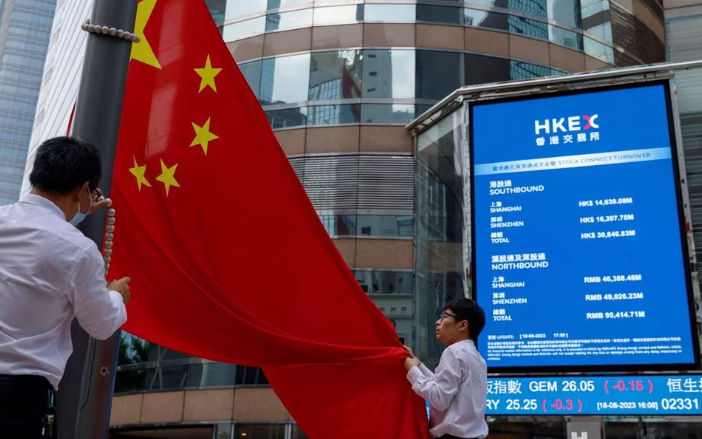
[487,375,702,415]
[471,82,698,370]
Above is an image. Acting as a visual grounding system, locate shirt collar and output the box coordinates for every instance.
[457,339,477,350]
[20,193,68,221]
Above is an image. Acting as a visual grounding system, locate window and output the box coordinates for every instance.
[417,5,462,25]
[362,49,415,99]
[354,270,414,295]
[224,0,267,21]
[465,54,510,85]
[364,4,415,22]
[313,5,363,26]
[309,50,362,101]
[260,53,311,105]
[416,50,463,100]
[222,16,265,41]
[238,60,262,98]
[265,8,313,32]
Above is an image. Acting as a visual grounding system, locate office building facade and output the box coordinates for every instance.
[0,0,54,204]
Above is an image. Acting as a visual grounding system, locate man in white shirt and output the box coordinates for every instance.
[0,137,130,438]
[404,298,488,439]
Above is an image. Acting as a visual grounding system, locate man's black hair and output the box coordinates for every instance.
[444,297,486,342]
[29,137,102,195]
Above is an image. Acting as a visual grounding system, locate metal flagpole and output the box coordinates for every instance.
[58,1,138,437]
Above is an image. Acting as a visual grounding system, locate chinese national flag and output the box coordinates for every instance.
[109,0,429,437]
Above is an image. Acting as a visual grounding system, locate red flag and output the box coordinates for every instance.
[110,1,429,437]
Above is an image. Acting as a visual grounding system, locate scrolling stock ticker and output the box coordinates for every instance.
[472,83,700,413]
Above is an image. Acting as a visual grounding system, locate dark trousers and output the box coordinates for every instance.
[439,436,479,439]
[0,374,55,439]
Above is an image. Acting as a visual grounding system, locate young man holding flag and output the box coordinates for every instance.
[404,298,489,439]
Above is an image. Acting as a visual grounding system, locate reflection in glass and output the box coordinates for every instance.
[547,0,581,29]
[309,50,362,101]
[581,0,612,45]
[320,215,355,236]
[224,0,267,21]
[507,0,547,18]
[584,36,614,63]
[265,8,313,32]
[260,53,311,104]
[585,22,613,44]
[417,5,463,25]
[465,54,510,85]
[358,215,414,236]
[362,50,415,99]
[415,105,433,119]
[116,361,269,393]
[416,50,464,100]
[361,104,416,124]
[550,24,583,49]
[205,0,228,27]
[320,214,415,237]
[313,5,363,26]
[510,60,555,79]
[266,107,308,129]
[314,0,357,3]
[465,8,508,31]
[267,0,311,10]
[509,15,548,40]
[465,0,502,7]
[222,17,265,41]
[415,109,466,368]
[307,104,361,125]
[238,60,262,98]
[581,0,609,20]
[364,4,415,22]
[354,270,414,295]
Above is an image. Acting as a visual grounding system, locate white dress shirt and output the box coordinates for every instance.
[0,194,126,389]
[407,339,488,438]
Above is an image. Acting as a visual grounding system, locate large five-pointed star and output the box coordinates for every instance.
[190,117,219,155]
[156,160,180,196]
[194,55,222,93]
[131,0,161,69]
[129,157,152,191]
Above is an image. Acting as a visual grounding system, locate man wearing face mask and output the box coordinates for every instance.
[0,136,130,438]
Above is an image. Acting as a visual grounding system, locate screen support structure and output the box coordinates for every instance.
[668,78,702,354]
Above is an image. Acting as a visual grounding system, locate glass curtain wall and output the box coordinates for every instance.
[222,1,659,66]
[0,0,55,204]
[240,49,564,130]
[415,109,467,368]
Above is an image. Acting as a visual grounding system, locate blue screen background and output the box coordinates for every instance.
[472,84,695,368]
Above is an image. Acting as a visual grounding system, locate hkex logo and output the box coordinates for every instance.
[534,114,599,135]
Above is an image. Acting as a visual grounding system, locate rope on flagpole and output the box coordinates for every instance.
[81,19,141,43]
[103,201,115,276]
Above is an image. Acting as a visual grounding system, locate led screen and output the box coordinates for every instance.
[471,82,697,370]
[486,375,702,415]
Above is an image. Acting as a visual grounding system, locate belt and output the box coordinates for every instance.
[0,373,51,386]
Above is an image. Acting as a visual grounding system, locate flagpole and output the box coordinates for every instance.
[58,1,138,438]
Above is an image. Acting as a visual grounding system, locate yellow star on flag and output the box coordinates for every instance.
[194,55,222,93]
[129,157,152,191]
[131,0,161,69]
[190,117,219,155]
[156,159,180,196]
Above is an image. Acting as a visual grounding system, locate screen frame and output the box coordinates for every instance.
[468,79,701,373]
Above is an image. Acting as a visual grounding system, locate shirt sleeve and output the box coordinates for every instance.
[406,348,463,411]
[68,246,127,340]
